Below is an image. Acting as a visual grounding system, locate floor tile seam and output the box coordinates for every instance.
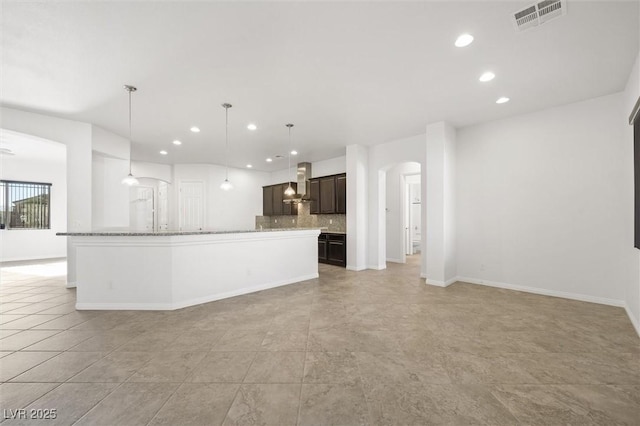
[352,351,375,426]
[10,349,109,383]
[59,350,115,384]
[35,312,92,331]
[5,294,69,304]
[0,381,66,412]
[143,378,186,426]
[181,349,226,384]
[2,350,64,383]
[21,329,95,352]
[0,293,69,308]
[70,380,128,426]
[220,350,261,425]
[0,315,66,330]
[3,329,65,351]
[295,319,311,426]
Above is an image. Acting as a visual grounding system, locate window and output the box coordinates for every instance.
[0,181,52,230]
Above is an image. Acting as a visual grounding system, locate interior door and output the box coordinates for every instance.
[179,180,204,231]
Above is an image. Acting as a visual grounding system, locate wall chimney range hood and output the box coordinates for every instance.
[284,162,312,204]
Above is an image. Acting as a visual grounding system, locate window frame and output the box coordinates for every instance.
[0,180,53,231]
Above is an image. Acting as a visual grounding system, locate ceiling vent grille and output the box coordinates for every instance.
[513,0,566,32]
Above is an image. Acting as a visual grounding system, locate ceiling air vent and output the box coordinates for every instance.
[513,0,566,32]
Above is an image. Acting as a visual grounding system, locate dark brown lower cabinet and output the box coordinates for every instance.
[318,234,328,262]
[318,232,346,267]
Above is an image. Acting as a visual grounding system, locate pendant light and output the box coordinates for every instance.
[121,85,139,186]
[220,103,233,191]
[284,123,295,196]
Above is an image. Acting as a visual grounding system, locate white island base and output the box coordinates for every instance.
[63,229,320,310]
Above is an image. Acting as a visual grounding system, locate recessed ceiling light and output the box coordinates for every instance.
[479,71,495,82]
[159,150,168,155]
[290,150,298,156]
[246,164,253,168]
[455,33,474,47]
[247,124,257,131]
[190,126,200,133]
[266,158,273,162]
[173,140,182,145]
[496,97,510,104]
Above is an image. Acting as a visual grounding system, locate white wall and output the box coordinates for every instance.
[367,133,427,273]
[312,156,346,178]
[385,162,420,263]
[92,125,129,159]
[173,164,269,231]
[623,52,640,335]
[0,107,93,284]
[457,93,635,306]
[267,155,347,185]
[0,156,67,261]
[92,154,130,230]
[132,161,173,183]
[1,108,92,232]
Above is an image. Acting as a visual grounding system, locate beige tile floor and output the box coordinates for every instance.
[0,256,639,425]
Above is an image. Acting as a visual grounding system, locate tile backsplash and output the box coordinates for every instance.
[256,202,346,233]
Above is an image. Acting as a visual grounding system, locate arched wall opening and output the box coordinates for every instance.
[364,133,428,278]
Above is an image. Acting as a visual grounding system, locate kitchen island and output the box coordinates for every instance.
[58,228,321,310]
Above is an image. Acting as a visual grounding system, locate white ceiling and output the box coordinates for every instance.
[0,129,66,163]
[2,1,638,171]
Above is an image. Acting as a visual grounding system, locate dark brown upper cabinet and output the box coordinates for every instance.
[319,177,336,214]
[308,173,346,215]
[271,183,284,215]
[262,182,297,216]
[336,174,346,214]
[309,179,320,214]
[263,186,274,216]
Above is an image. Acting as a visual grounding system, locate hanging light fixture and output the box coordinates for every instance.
[284,123,296,196]
[121,85,139,186]
[220,103,233,191]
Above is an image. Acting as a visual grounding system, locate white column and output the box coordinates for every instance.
[346,144,369,271]
[425,121,457,286]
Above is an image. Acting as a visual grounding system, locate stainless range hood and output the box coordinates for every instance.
[284,162,312,204]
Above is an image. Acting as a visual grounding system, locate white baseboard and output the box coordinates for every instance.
[76,272,319,311]
[624,303,640,338]
[346,264,367,271]
[456,276,625,307]
[367,264,387,270]
[424,276,457,287]
[66,281,77,289]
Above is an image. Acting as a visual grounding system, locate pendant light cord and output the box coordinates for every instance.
[225,105,229,180]
[288,125,292,184]
[128,88,132,175]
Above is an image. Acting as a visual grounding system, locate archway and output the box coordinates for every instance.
[375,161,425,277]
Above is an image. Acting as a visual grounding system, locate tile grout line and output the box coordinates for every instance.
[295,315,313,426]
[219,330,263,425]
[71,381,128,426]
[144,339,216,426]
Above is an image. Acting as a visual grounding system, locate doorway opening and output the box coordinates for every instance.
[382,161,422,270]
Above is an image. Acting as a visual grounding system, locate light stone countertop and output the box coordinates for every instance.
[57,228,325,237]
